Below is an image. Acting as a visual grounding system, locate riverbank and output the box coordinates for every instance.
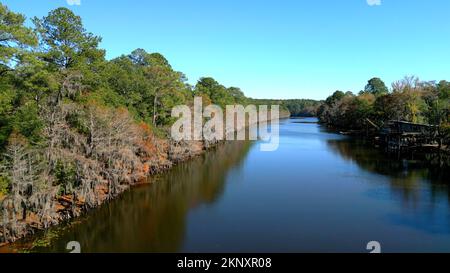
[4,118,450,253]
[0,137,203,246]
[0,110,290,247]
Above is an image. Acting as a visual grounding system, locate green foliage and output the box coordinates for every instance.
[54,160,78,195]
[0,86,14,146]
[195,77,235,107]
[65,108,89,134]
[0,175,10,197]
[32,7,106,91]
[363,77,389,97]
[129,49,172,68]
[0,3,38,75]
[12,102,43,144]
[32,230,60,248]
[103,56,148,111]
[325,91,346,106]
[104,49,192,125]
[144,63,188,125]
[282,99,320,117]
[227,87,248,105]
[0,83,45,146]
[32,8,104,70]
[83,87,127,109]
[319,76,450,130]
[438,80,450,100]
[14,61,59,101]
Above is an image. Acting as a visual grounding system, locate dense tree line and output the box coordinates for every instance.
[282,99,320,117]
[317,76,450,144]
[0,4,265,242]
[250,99,319,117]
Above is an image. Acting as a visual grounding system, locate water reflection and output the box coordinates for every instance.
[31,141,253,253]
[4,118,450,253]
[327,138,450,235]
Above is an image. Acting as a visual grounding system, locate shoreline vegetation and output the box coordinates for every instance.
[0,3,448,247]
[0,4,292,245]
[316,77,449,159]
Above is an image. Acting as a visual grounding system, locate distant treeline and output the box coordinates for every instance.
[250,99,320,117]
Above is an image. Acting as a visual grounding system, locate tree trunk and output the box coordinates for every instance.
[22,206,26,221]
[153,94,158,125]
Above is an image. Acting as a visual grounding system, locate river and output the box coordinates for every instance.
[5,118,450,253]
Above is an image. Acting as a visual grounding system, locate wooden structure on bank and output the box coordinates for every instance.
[378,120,440,152]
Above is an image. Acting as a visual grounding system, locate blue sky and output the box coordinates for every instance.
[3,0,450,100]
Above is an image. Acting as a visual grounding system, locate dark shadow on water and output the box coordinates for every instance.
[326,138,450,185]
[326,138,450,235]
[23,141,254,253]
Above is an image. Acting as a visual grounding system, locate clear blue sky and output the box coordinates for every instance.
[3,0,450,100]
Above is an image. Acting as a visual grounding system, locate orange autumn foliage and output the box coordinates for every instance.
[135,121,159,160]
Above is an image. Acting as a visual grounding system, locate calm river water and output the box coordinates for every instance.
[11,118,450,253]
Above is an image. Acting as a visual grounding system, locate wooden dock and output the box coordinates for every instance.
[378,121,442,152]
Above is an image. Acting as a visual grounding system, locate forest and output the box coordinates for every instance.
[0,4,296,243]
[1,2,449,245]
[252,99,320,117]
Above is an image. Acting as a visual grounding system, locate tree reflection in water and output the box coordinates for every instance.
[26,141,253,253]
[327,138,450,234]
